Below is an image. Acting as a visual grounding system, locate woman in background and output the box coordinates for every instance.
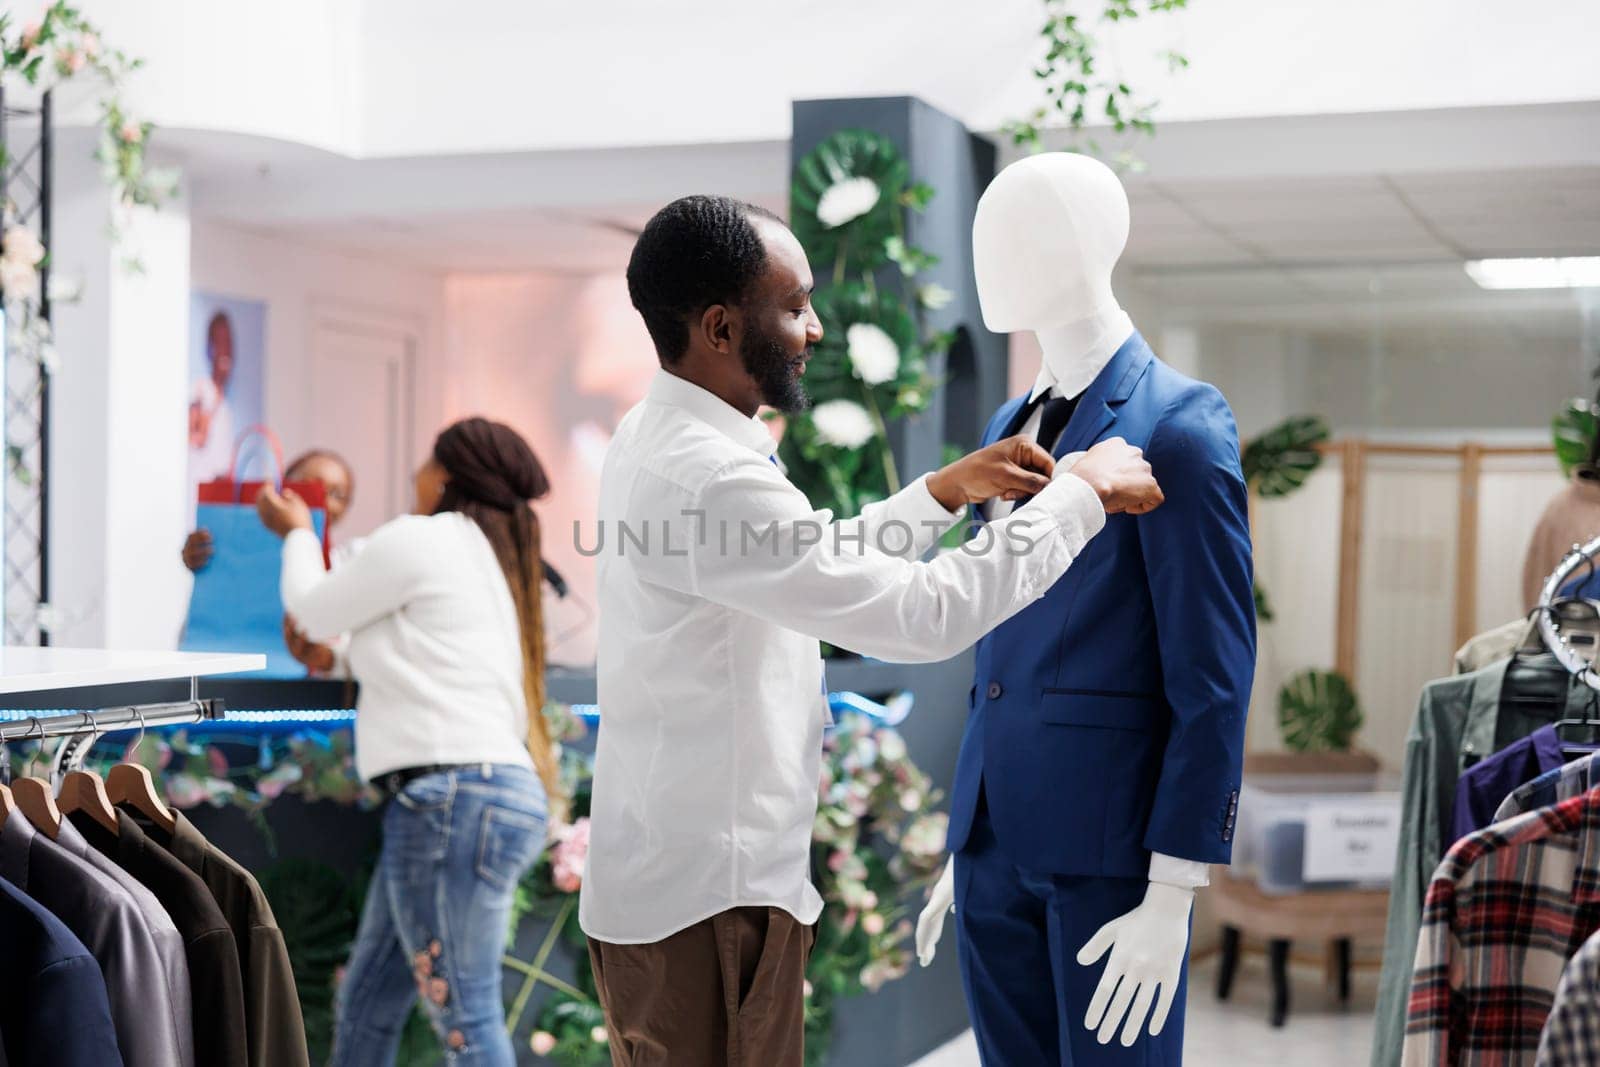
[256,418,557,1066]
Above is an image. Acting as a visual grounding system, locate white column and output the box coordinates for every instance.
[48,130,191,649]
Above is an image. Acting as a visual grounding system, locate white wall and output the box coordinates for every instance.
[49,132,193,649]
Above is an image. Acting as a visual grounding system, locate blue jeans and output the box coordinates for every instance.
[331,764,547,1067]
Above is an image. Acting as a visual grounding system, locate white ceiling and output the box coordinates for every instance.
[219,166,1600,288]
[175,104,1600,300]
[1122,167,1600,269]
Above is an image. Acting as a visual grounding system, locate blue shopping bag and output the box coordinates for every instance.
[180,427,328,678]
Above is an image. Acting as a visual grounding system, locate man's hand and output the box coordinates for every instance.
[283,615,337,675]
[182,529,214,572]
[256,484,314,538]
[1067,437,1164,516]
[926,436,1055,511]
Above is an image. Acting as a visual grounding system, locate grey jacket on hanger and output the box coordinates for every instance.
[0,807,191,1067]
[55,816,196,1067]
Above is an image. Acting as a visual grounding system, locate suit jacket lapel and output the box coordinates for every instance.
[1054,332,1155,458]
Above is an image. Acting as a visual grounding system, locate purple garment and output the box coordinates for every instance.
[1450,724,1568,843]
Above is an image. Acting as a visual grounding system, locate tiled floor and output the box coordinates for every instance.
[911,954,1377,1066]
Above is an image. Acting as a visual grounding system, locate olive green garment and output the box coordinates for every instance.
[1371,655,1588,1067]
[122,806,311,1067]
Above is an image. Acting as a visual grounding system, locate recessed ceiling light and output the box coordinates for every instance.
[1464,257,1600,290]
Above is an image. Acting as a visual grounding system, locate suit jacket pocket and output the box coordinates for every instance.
[1038,689,1160,731]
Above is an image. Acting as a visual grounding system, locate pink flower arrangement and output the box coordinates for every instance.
[549,817,590,894]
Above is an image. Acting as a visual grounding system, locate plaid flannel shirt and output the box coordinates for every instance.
[1404,790,1600,1067]
[1538,928,1600,1066]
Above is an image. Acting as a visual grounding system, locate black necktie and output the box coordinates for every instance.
[1035,394,1079,453]
[1012,393,1079,509]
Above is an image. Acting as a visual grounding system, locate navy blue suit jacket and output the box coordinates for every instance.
[947,332,1256,876]
[0,874,123,1066]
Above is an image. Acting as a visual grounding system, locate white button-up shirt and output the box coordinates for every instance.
[579,370,1109,943]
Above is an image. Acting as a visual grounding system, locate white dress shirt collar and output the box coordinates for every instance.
[647,370,778,459]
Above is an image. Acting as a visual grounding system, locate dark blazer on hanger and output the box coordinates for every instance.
[69,808,249,1067]
[947,331,1257,874]
[0,808,190,1066]
[0,873,122,1066]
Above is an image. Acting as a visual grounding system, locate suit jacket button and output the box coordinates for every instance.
[987,682,1003,700]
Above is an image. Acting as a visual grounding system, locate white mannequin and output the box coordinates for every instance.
[915,153,1202,1048]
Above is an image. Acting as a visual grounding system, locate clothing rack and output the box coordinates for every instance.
[0,697,226,742]
[1536,535,1600,690]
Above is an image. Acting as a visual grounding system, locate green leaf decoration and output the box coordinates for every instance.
[804,284,921,401]
[1253,580,1275,623]
[1243,415,1329,498]
[1277,669,1363,753]
[1553,398,1597,478]
[791,129,908,275]
[260,859,361,1063]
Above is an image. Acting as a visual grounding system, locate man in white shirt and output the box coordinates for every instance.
[188,311,236,485]
[581,194,1163,1066]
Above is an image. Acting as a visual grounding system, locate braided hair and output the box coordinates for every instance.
[431,418,559,801]
[626,194,782,363]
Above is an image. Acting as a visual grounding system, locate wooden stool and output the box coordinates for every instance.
[1210,869,1389,1026]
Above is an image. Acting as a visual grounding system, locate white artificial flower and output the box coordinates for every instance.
[877,730,907,762]
[3,225,45,268]
[918,283,955,310]
[0,255,38,297]
[46,272,84,305]
[816,177,881,229]
[846,323,900,385]
[810,399,876,449]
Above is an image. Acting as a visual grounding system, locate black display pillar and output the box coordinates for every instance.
[791,96,1009,482]
[790,96,1002,1067]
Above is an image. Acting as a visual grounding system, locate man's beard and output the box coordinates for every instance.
[741,328,810,414]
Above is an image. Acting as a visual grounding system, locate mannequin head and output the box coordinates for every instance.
[972,153,1129,334]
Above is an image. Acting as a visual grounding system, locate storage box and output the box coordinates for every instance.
[1233,772,1401,895]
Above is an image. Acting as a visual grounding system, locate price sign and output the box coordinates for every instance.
[1302,799,1400,883]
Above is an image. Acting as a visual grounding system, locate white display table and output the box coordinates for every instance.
[0,647,265,695]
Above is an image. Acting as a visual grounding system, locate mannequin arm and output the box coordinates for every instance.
[1077,881,1194,1046]
[916,856,956,967]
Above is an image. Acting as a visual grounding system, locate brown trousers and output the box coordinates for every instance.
[588,907,815,1067]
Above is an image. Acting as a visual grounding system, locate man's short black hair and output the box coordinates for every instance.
[627,195,784,364]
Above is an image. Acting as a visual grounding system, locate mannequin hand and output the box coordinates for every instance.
[1077,880,1193,1047]
[256,485,314,538]
[916,857,956,967]
[926,436,1055,510]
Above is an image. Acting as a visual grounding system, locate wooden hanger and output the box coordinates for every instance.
[106,708,175,833]
[0,781,15,823]
[10,719,60,839]
[57,769,120,835]
[12,778,61,839]
[107,763,175,833]
[52,714,120,836]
